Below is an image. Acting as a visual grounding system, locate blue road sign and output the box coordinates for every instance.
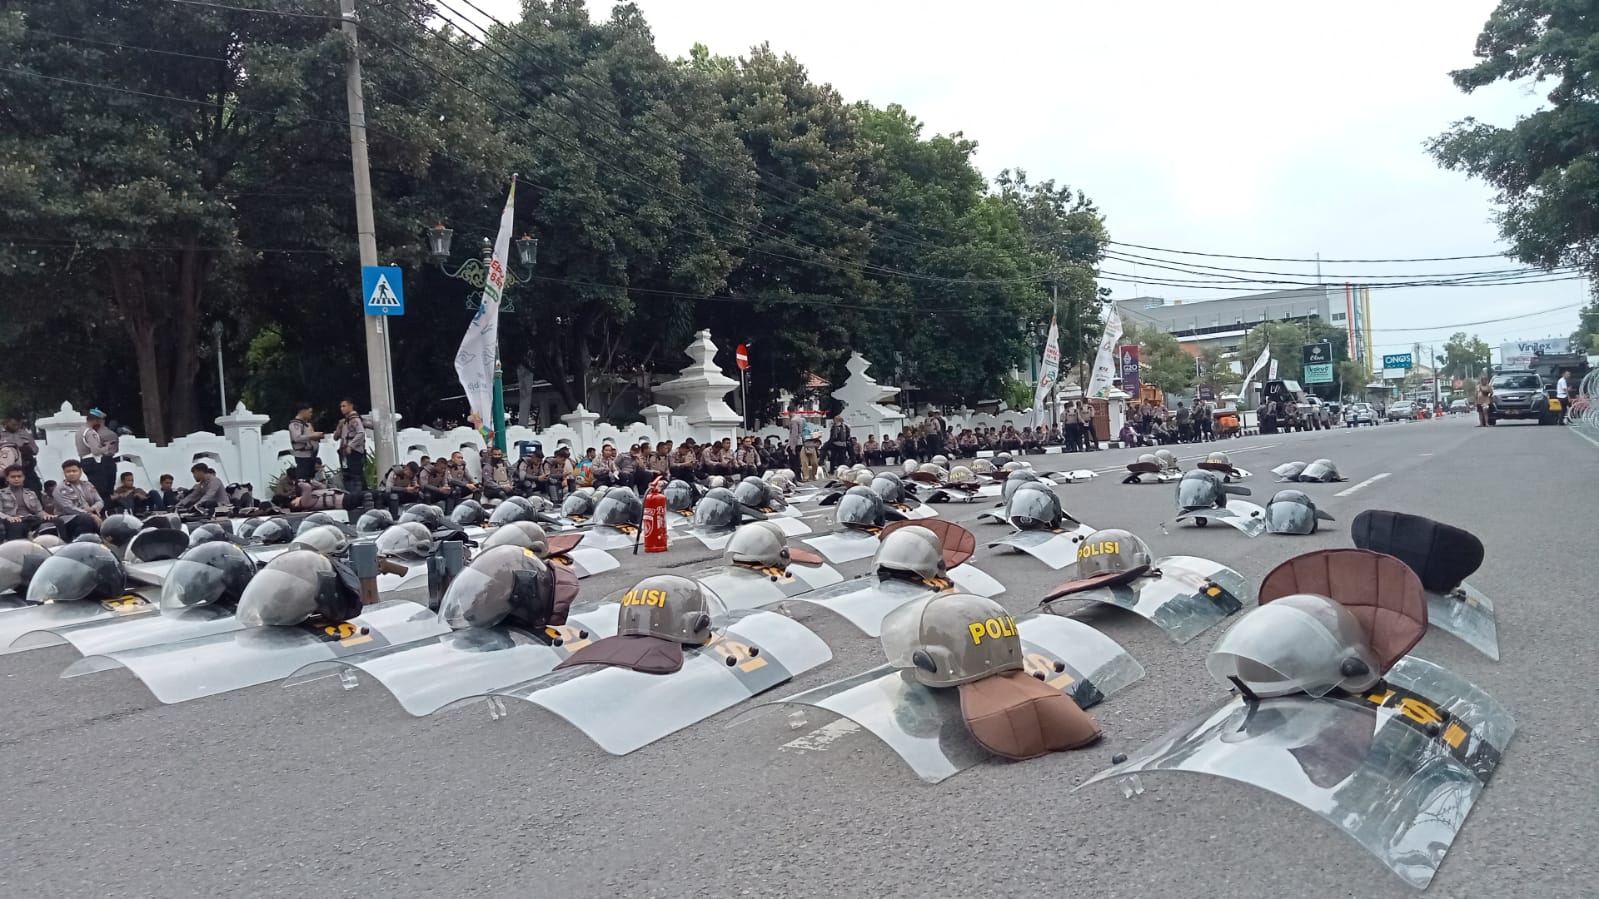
[363,266,404,316]
[1382,353,1413,370]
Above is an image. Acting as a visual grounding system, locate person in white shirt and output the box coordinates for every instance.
[1556,370,1571,424]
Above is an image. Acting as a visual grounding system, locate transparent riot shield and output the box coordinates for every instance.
[61,600,449,704]
[1079,656,1514,889]
[693,564,846,612]
[784,575,950,637]
[546,545,620,579]
[450,609,831,755]
[1041,555,1250,643]
[1174,501,1266,537]
[9,603,239,656]
[1425,582,1499,661]
[754,614,1146,783]
[800,528,882,564]
[985,522,1096,569]
[0,592,161,656]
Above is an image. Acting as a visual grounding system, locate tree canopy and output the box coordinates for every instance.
[0,0,1111,437]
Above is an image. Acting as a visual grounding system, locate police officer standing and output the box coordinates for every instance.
[75,408,119,500]
[334,399,368,500]
[0,413,40,492]
[826,417,853,468]
[287,404,324,481]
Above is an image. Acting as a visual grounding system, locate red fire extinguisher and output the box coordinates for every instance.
[642,479,668,554]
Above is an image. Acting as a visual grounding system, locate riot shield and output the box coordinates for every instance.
[985,522,1096,569]
[1174,501,1266,537]
[9,603,238,656]
[784,575,954,637]
[545,545,621,579]
[800,528,882,565]
[693,563,846,611]
[1425,583,1499,661]
[755,614,1145,783]
[574,524,645,552]
[1079,656,1514,890]
[1041,555,1249,643]
[447,609,831,755]
[0,591,161,656]
[61,601,448,704]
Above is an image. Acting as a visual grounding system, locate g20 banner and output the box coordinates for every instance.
[1119,345,1141,395]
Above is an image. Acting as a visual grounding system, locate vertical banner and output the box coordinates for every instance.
[454,178,516,442]
[1031,317,1060,427]
[1240,344,1271,396]
[1085,305,1124,398]
[1119,345,1141,396]
[1268,358,1279,381]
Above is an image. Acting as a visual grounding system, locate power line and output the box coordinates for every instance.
[1106,240,1517,264]
[1104,248,1573,281]
[23,29,234,63]
[162,0,338,19]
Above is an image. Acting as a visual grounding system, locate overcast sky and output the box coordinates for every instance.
[477,0,1585,362]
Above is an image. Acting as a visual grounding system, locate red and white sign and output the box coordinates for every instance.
[735,344,750,371]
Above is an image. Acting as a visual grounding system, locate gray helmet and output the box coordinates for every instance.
[948,465,975,483]
[932,454,950,466]
[376,521,435,558]
[617,574,715,645]
[234,517,265,542]
[1265,490,1332,535]
[1206,593,1379,698]
[836,485,887,531]
[356,509,395,535]
[488,496,537,526]
[560,491,596,520]
[161,542,255,610]
[882,593,1022,689]
[733,476,774,510]
[852,470,875,486]
[399,504,450,531]
[916,463,947,480]
[236,549,360,626]
[1072,528,1154,581]
[250,517,295,545]
[31,534,64,550]
[725,520,790,569]
[1272,461,1308,481]
[0,539,51,595]
[594,488,643,528]
[1135,453,1158,467]
[1000,469,1044,506]
[187,523,233,548]
[693,487,741,532]
[450,499,488,528]
[1006,481,1063,531]
[1177,470,1226,512]
[873,525,945,581]
[1299,459,1341,482]
[664,479,697,513]
[971,459,996,475]
[26,540,125,603]
[993,453,1014,466]
[123,527,192,564]
[438,543,558,630]
[870,475,907,505]
[1199,451,1233,471]
[1153,449,1180,472]
[291,524,350,556]
[99,514,143,549]
[480,520,551,555]
[298,512,342,534]
[1001,461,1026,473]
[706,475,727,490]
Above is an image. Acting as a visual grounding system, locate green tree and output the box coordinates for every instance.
[1337,361,1371,400]
[1195,346,1228,392]
[1436,331,1493,382]
[1237,321,1312,385]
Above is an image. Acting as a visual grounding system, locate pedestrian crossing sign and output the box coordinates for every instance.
[363,266,405,316]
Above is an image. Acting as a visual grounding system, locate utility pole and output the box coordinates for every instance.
[339,0,398,475]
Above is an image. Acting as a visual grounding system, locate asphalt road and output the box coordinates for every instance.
[3,414,1595,898]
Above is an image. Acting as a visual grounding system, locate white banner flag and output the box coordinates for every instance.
[1240,344,1271,396]
[1031,316,1060,427]
[1268,358,1279,380]
[1085,305,1124,398]
[454,179,516,441]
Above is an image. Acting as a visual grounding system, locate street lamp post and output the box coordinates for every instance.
[212,321,227,417]
[426,226,539,452]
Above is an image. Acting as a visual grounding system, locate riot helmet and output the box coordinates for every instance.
[160,542,254,610]
[852,470,875,486]
[1135,453,1158,467]
[1265,490,1330,535]
[902,459,919,475]
[664,479,697,513]
[187,522,233,548]
[1000,469,1044,506]
[916,463,947,481]
[376,521,435,558]
[26,540,124,603]
[479,520,549,555]
[870,475,908,506]
[0,539,50,595]
[291,524,350,556]
[1001,461,1026,473]
[1272,461,1307,481]
[251,517,295,545]
[1198,451,1233,471]
[993,453,1014,466]
[144,514,181,531]
[1070,529,1154,583]
[881,593,1022,689]
[560,490,596,520]
[1177,470,1226,511]
[835,486,887,531]
[123,527,191,564]
[31,534,63,550]
[616,574,717,644]
[693,487,742,532]
[234,517,265,542]
[236,549,360,626]
[355,509,395,535]
[438,544,559,630]
[1299,458,1342,483]
[399,504,450,531]
[733,476,773,510]
[725,520,791,569]
[450,499,488,528]
[1206,593,1379,698]
[873,525,945,581]
[948,465,976,483]
[765,472,794,494]
[99,514,143,549]
[1006,482,1064,531]
[706,475,727,490]
[298,512,342,534]
[971,459,996,476]
[932,454,950,466]
[1153,449,1180,472]
[594,487,643,529]
[488,496,537,526]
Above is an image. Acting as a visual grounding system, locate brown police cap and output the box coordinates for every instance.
[958,669,1101,760]
[555,634,684,674]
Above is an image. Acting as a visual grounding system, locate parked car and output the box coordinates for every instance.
[1386,401,1417,422]
[1448,398,1470,414]
[1344,403,1378,427]
[1488,370,1557,425]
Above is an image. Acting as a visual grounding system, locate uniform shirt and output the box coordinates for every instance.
[483,460,513,489]
[54,479,103,514]
[546,457,575,481]
[0,427,38,465]
[176,475,227,509]
[615,453,637,478]
[737,446,760,467]
[591,457,619,479]
[445,462,475,489]
[0,485,43,518]
[1558,376,1569,399]
[75,424,118,460]
[288,419,320,458]
[335,412,367,455]
[514,458,546,483]
[382,467,416,490]
[672,446,698,466]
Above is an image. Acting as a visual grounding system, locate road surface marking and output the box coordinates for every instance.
[1335,473,1391,496]
[782,718,860,752]
[1568,425,1599,452]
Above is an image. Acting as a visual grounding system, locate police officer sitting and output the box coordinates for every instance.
[52,459,105,539]
[109,471,152,515]
[1,464,45,540]
[480,448,515,500]
[379,461,423,516]
[174,463,227,515]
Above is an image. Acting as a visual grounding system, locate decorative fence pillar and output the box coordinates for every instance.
[654,330,742,445]
[218,402,272,489]
[831,353,905,438]
[560,405,601,452]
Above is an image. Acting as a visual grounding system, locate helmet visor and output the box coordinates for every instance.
[235,565,321,627]
[693,494,739,531]
[594,494,640,528]
[1178,476,1219,510]
[1206,602,1352,698]
[438,564,510,630]
[26,555,104,603]
[160,559,229,610]
[878,594,935,668]
[1266,500,1316,535]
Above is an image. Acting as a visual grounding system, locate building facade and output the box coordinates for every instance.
[1116,285,1374,369]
